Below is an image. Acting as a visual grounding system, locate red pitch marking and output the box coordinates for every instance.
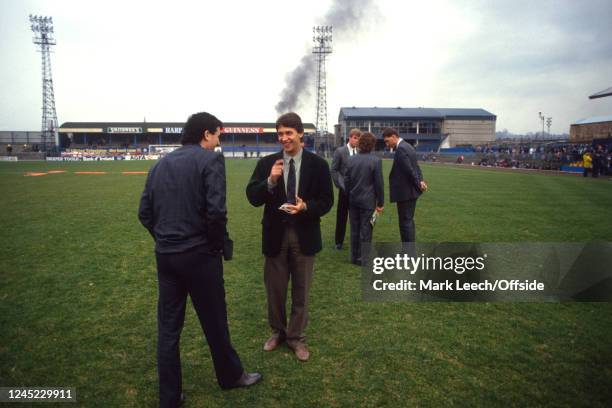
[122,171,148,175]
[24,172,48,177]
[74,171,107,175]
[47,170,67,174]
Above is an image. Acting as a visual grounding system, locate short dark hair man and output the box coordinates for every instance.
[382,127,428,242]
[139,112,261,407]
[331,128,361,250]
[246,112,333,362]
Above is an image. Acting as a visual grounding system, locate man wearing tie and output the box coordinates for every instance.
[382,127,428,242]
[331,128,361,250]
[246,112,333,362]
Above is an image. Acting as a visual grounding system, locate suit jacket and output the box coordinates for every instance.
[331,145,350,191]
[246,149,334,257]
[138,145,227,254]
[345,153,384,210]
[389,139,424,202]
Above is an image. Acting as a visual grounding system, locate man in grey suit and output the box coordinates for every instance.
[382,127,428,242]
[345,132,384,265]
[331,128,361,250]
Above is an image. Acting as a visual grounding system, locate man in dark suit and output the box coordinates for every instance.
[345,132,384,265]
[139,112,261,408]
[331,128,361,250]
[246,112,333,362]
[383,127,428,242]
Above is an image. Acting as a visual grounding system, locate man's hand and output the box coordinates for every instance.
[285,195,306,215]
[268,159,284,184]
[376,206,384,214]
[420,181,428,192]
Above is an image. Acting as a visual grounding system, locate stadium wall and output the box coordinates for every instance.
[570,121,612,143]
[442,119,496,146]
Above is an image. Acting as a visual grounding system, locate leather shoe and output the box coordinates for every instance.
[335,243,342,250]
[221,372,262,390]
[292,344,310,362]
[263,335,284,351]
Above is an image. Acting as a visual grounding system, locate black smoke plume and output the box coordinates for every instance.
[275,0,380,115]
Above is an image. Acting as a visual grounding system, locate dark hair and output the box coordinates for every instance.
[382,127,398,138]
[276,112,304,133]
[181,112,223,145]
[358,132,376,153]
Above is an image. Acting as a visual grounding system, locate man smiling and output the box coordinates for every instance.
[246,112,333,362]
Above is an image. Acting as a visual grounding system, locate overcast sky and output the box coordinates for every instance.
[1,0,611,134]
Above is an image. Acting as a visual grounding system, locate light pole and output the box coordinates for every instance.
[546,117,552,137]
[313,25,332,157]
[30,15,59,152]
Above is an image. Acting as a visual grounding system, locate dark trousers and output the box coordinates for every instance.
[156,248,243,407]
[349,206,373,263]
[264,225,314,346]
[397,199,417,242]
[335,189,349,245]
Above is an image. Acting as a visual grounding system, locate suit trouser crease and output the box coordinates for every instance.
[264,225,314,345]
[335,189,349,245]
[156,249,243,406]
[349,206,373,262]
[397,199,417,243]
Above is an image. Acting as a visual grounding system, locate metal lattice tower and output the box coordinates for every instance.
[30,15,59,152]
[312,26,332,154]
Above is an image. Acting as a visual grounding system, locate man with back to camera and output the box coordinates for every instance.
[331,128,361,250]
[138,112,261,408]
[246,112,333,362]
[345,132,384,265]
[382,127,428,242]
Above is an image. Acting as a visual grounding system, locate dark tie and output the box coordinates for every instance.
[287,158,296,204]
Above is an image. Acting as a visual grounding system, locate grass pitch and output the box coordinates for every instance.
[1,159,611,406]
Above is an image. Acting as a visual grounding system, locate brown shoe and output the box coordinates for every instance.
[263,335,283,351]
[292,344,310,362]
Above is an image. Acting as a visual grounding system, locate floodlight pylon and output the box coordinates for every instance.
[30,14,59,151]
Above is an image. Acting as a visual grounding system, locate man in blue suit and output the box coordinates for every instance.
[383,127,428,242]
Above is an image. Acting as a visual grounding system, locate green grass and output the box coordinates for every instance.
[0,159,611,407]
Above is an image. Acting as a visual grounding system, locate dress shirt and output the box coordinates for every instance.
[347,144,357,156]
[282,148,303,196]
[395,138,404,151]
[267,148,304,196]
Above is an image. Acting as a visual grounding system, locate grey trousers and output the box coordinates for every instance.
[264,225,315,346]
[349,206,374,263]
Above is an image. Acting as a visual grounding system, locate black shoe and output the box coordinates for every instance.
[335,243,342,250]
[351,259,362,266]
[221,372,262,390]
